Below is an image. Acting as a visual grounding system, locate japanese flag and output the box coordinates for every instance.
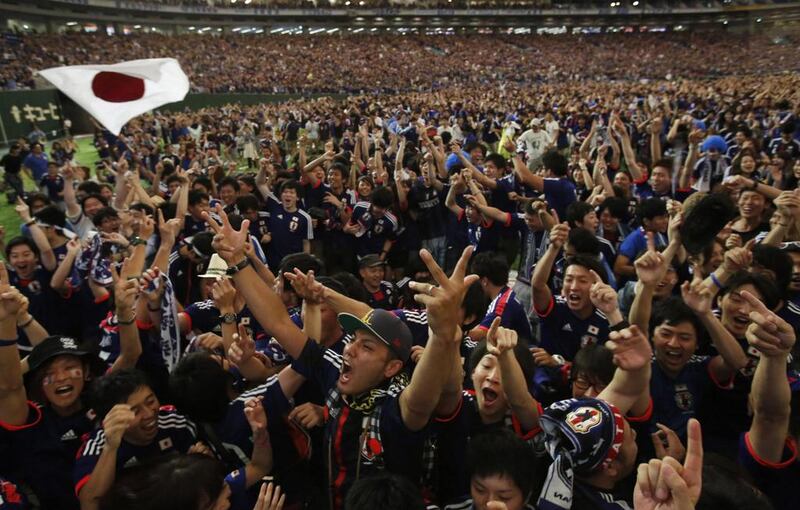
[38,58,190,135]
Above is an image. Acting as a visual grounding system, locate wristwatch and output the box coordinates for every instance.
[225,258,250,276]
[219,313,237,325]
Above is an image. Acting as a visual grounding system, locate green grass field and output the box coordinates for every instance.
[1,137,99,239]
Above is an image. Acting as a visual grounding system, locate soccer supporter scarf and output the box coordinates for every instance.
[159,274,182,371]
[342,372,409,413]
[537,399,625,510]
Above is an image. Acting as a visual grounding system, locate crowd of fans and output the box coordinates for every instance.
[1,49,800,510]
[2,31,799,93]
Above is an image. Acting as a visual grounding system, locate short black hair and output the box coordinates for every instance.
[236,194,260,213]
[371,187,395,209]
[189,231,215,258]
[484,153,507,170]
[91,369,152,420]
[719,271,780,312]
[329,162,350,181]
[462,280,490,327]
[542,150,568,177]
[91,206,119,227]
[568,228,600,256]
[571,343,615,387]
[564,254,607,283]
[33,205,67,228]
[467,430,538,502]
[130,203,154,217]
[751,245,793,298]
[77,180,103,196]
[218,176,240,191]
[279,253,325,293]
[332,271,371,303]
[25,192,51,208]
[345,472,425,510]
[637,198,668,222]
[188,189,210,207]
[5,236,39,260]
[470,252,509,287]
[278,178,303,197]
[99,453,227,510]
[597,197,628,220]
[80,193,108,211]
[169,353,233,424]
[566,202,595,229]
[469,338,534,383]
[652,159,675,175]
[649,297,704,341]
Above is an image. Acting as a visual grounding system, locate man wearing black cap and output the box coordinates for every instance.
[358,254,397,310]
[205,206,477,509]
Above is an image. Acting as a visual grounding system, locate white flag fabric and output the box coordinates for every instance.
[38,58,190,135]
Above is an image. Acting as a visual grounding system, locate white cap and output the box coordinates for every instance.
[199,253,230,279]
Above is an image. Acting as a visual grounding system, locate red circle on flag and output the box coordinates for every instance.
[91,72,145,103]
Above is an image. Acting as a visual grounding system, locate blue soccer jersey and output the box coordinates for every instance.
[74,407,197,497]
[349,201,399,257]
[478,286,533,342]
[738,432,800,510]
[265,196,313,269]
[536,295,610,361]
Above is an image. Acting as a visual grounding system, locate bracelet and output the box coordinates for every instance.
[609,319,630,332]
[710,272,723,290]
[24,219,35,226]
[129,236,146,247]
[18,316,34,329]
[117,316,135,326]
[225,257,250,276]
[0,339,17,347]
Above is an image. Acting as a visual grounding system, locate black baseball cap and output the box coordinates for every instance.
[680,193,737,255]
[358,254,386,269]
[27,336,91,373]
[338,310,412,363]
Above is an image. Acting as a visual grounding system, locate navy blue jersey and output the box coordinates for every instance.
[366,281,398,310]
[0,401,82,509]
[478,286,533,342]
[290,339,429,510]
[391,309,430,348]
[649,356,726,442]
[265,197,313,269]
[737,432,800,510]
[457,210,504,254]
[540,178,576,221]
[8,266,61,351]
[322,188,357,243]
[74,408,197,497]
[349,202,399,257]
[38,174,65,202]
[407,183,446,240]
[427,391,543,507]
[181,214,208,240]
[536,295,609,361]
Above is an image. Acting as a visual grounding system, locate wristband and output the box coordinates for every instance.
[0,339,17,347]
[117,316,135,326]
[710,272,723,289]
[225,257,250,276]
[24,219,35,226]
[18,316,34,329]
[129,236,146,247]
[609,319,630,332]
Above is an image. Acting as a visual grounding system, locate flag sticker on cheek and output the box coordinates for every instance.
[91,72,146,103]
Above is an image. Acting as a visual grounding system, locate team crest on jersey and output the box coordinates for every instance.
[26,280,42,294]
[580,335,598,348]
[566,406,603,434]
[289,217,299,232]
[158,437,173,450]
[674,384,694,411]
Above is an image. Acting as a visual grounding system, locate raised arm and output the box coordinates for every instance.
[487,318,540,431]
[744,290,796,463]
[531,223,568,313]
[506,138,544,192]
[16,199,56,271]
[614,118,644,182]
[680,131,702,190]
[400,247,478,431]
[445,177,465,216]
[681,275,747,383]
[204,206,308,359]
[0,265,29,426]
[649,118,663,164]
[628,234,666,331]
[598,324,652,416]
[108,264,143,373]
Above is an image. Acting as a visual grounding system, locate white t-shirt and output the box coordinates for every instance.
[517,129,550,161]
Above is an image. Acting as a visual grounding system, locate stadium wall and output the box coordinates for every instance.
[0,89,344,144]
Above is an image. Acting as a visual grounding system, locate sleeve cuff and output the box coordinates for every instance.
[744,432,798,469]
[434,394,464,424]
[627,398,654,423]
[534,295,555,318]
[94,293,111,304]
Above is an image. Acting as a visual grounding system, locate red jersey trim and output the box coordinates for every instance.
[707,362,735,390]
[626,398,654,423]
[74,475,91,496]
[0,401,42,431]
[94,293,110,305]
[633,172,649,186]
[535,295,555,318]
[744,432,798,469]
[434,394,464,424]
